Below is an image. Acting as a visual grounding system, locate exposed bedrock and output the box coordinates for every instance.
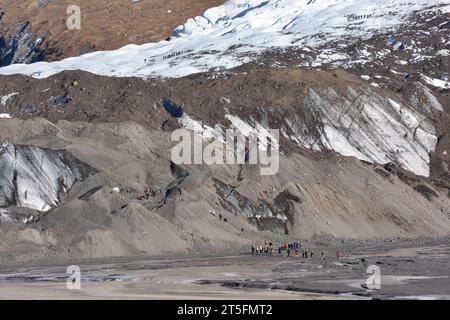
[213,177,299,235]
[0,21,44,67]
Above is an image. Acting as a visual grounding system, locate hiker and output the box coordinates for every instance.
[287,247,291,257]
[278,246,282,254]
[311,251,314,258]
[321,252,325,260]
[219,213,222,220]
[251,246,255,255]
[336,250,341,260]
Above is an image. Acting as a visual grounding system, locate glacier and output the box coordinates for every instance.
[0,0,447,178]
[0,143,92,212]
[0,0,448,79]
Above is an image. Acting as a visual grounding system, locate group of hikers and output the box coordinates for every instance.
[136,187,156,200]
[252,240,342,260]
[251,241,274,254]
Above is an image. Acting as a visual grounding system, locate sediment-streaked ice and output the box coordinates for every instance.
[0,143,89,212]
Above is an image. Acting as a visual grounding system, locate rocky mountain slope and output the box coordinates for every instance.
[0,0,449,264]
[0,67,449,264]
[1,113,449,264]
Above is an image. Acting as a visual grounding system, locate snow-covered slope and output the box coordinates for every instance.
[0,0,448,79]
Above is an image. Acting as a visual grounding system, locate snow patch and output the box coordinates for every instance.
[421,74,450,89]
[418,83,444,112]
[0,92,18,106]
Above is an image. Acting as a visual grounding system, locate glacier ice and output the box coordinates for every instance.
[0,0,448,79]
[0,143,92,212]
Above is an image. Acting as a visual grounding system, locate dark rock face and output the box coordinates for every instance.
[47,94,70,108]
[162,99,184,118]
[170,162,189,180]
[273,190,301,225]
[414,184,438,201]
[36,0,53,8]
[0,21,45,67]
[21,105,38,114]
[78,186,103,201]
[213,177,288,234]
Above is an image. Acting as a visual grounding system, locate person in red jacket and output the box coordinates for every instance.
[336,250,341,260]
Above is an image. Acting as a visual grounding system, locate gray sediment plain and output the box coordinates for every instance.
[0,238,449,300]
